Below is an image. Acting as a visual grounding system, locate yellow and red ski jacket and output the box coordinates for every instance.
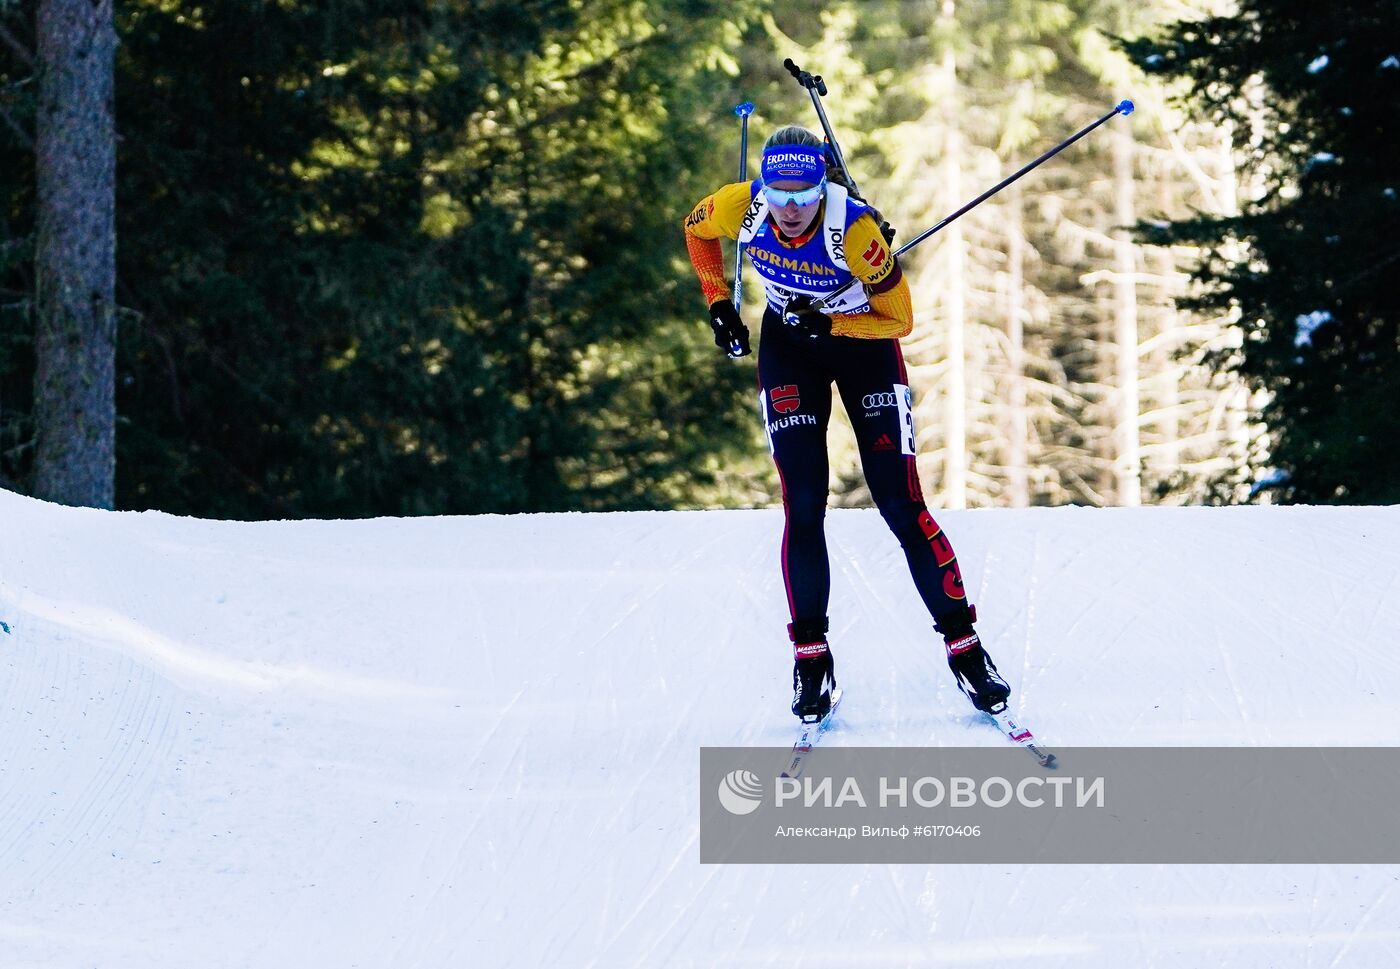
[683,180,913,340]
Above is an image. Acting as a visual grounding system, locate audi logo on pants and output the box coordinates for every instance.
[862,392,899,410]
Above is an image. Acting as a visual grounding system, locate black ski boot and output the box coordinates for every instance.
[938,608,1011,714]
[789,617,835,723]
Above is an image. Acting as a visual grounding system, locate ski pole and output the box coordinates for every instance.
[783,58,860,198]
[726,101,756,359]
[807,99,1135,314]
[784,58,895,242]
[732,101,755,318]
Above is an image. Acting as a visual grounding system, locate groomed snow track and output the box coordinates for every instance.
[2,492,1398,967]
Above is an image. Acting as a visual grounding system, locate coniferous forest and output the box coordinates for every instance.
[2,0,1397,517]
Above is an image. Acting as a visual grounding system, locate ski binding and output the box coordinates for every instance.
[780,688,843,779]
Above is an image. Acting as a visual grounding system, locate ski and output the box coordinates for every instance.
[987,707,1057,768]
[780,688,843,779]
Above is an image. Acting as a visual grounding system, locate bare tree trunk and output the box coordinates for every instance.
[33,0,116,508]
[939,0,966,509]
[1112,124,1140,506]
[1155,175,1180,478]
[1005,181,1029,507]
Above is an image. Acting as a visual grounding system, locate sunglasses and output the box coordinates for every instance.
[762,177,826,209]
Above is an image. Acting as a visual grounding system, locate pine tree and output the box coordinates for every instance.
[3,0,765,516]
[1126,0,1400,502]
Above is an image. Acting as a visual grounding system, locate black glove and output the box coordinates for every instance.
[782,295,833,339]
[708,298,751,357]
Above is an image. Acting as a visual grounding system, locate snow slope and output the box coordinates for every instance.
[1,490,1398,967]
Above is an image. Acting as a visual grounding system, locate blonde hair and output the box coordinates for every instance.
[762,124,854,193]
[764,124,823,151]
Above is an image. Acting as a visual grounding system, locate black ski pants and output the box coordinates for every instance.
[756,308,973,637]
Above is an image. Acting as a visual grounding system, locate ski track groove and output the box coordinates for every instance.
[0,629,56,883]
[583,676,712,963]
[1308,524,1348,635]
[67,658,165,869]
[1148,523,1274,741]
[1022,529,1043,721]
[1211,624,1254,744]
[14,626,166,891]
[460,689,524,793]
[1327,874,1395,968]
[885,865,931,961]
[1358,562,1400,663]
[381,810,454,969]
[460,578,498,693]
[619,830,724,969]
[577,519,739,659]
[730,869,774,962]
[1305,866,1324,969]
[486,677,669,964]
[828,522,939,741]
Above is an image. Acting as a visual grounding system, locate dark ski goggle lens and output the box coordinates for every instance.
[762,178,825,209]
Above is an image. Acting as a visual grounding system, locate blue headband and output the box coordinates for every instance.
[761,145,826,185]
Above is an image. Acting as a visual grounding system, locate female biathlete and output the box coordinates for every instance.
[683,124,1011,724]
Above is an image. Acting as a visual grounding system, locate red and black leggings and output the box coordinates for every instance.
[757,308,973,637]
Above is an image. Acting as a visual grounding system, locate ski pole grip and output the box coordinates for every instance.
[782,57,827,96]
